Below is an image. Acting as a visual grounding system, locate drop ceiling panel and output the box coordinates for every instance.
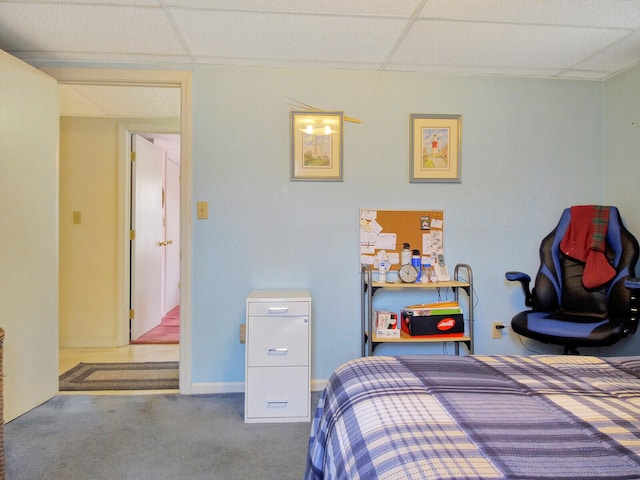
[573,30,640,73]
[172,9,407,64]
[2,0,640,80]
[389,20,630,73]
[0,3,187,56]
[421,0,640,29]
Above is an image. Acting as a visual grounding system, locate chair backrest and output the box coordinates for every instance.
[533,207,639,320]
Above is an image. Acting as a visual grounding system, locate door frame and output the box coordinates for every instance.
[44,68,193,394]
[127,130,176,341]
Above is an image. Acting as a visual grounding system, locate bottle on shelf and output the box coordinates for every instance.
[411,250,422,282]
[379,260,389,283]
[400,243,412,266]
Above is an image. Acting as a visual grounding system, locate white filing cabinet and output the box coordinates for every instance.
[245,290,311,423]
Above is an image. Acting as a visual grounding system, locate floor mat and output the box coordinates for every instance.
[59,362,179,391]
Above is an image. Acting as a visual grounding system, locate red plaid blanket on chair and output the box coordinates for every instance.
[560,205,614,288]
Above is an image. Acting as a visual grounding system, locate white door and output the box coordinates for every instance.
[164,154,181,312]
[0,50,59,421]
[131,134,165,340]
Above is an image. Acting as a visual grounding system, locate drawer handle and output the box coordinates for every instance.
[268,307,289,314]
[267,399,288,406]
[268,347,288,354]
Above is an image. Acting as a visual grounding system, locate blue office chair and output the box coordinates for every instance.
[506,206,640,354]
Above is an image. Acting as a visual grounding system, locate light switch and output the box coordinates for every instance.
[196,201,208,220]
[72,211,82,224]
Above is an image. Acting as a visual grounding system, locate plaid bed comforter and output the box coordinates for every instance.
[304,355,640,480]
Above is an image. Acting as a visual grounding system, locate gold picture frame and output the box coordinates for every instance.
[290,111,343,181]
[409,113,462,183]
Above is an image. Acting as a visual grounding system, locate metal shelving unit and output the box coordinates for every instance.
[361,264,474,356]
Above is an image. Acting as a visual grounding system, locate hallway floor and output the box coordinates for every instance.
[131,305,180,344]
[59,344,180,395]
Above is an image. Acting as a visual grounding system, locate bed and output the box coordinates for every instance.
[304,355,640,480]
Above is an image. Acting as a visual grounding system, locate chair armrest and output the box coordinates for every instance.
[506,271,534,307]
[624,277,640,290]
[624,278,640,335]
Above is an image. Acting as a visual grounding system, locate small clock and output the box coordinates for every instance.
[398,264,419,283]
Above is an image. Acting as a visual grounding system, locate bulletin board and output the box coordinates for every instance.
[359,209,445,271]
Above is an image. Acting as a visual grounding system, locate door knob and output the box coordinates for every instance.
[158,240,174,246]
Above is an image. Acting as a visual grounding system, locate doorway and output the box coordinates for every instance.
[130,132,181,345]
[50,68,193,393]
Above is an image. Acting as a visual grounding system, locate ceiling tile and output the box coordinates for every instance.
[2,0,640,80]
[171,9,407,64]
[0,3,188,56]
[420,0,640,29]
[389,20,629,72]
[573,30,640,74]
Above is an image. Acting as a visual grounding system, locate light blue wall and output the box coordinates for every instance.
[599,63,640,358]
[190,65,612,383]
[604,63,640,235]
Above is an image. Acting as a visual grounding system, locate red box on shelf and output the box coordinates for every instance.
[401,310,464,337]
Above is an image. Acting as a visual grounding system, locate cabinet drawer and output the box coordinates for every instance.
[247,315,309,367]
[245,366,309,421]
[248,301,309,316]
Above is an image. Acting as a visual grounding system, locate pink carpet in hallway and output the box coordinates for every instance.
[131,305,180,344]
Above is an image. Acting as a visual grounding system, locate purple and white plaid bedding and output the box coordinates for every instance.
[304,355,640,480]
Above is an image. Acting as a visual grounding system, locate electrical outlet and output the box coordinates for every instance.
[492,322,504,339]
[239,324,246,344]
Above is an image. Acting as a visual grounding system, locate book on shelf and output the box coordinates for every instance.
[402,300,461,316]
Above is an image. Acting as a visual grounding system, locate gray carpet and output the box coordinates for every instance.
[4,392,321,480]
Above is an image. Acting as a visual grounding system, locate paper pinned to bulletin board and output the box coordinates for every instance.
[360,209,444,270]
